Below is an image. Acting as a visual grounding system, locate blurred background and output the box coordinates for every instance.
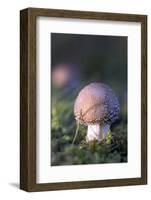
[51,33,127,166]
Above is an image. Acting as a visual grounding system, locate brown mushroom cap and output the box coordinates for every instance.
[74,82,120,125]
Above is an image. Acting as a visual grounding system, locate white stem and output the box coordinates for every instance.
[86,124,110,142]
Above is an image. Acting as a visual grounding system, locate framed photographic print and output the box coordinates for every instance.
[20,8,147,191]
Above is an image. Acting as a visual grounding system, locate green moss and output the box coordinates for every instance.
[51,99,127,166]
[105,130,111,144]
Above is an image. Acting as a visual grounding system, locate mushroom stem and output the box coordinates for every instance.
[86,124,110,142]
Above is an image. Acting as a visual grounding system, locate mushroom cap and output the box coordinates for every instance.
[74,82,120,125]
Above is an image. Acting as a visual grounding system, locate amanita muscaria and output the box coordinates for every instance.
[74,82,120,142]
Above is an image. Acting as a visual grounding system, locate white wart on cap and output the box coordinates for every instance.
[74,82,120,142]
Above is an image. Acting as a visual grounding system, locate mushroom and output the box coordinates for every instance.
[74,82,120,142]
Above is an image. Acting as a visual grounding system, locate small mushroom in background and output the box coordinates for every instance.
[52,64,80,99]
[52,64,79,88]
[74,82,120,142]
[52,64,71,88]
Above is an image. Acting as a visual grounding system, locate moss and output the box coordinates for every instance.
[51,99,127,166]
